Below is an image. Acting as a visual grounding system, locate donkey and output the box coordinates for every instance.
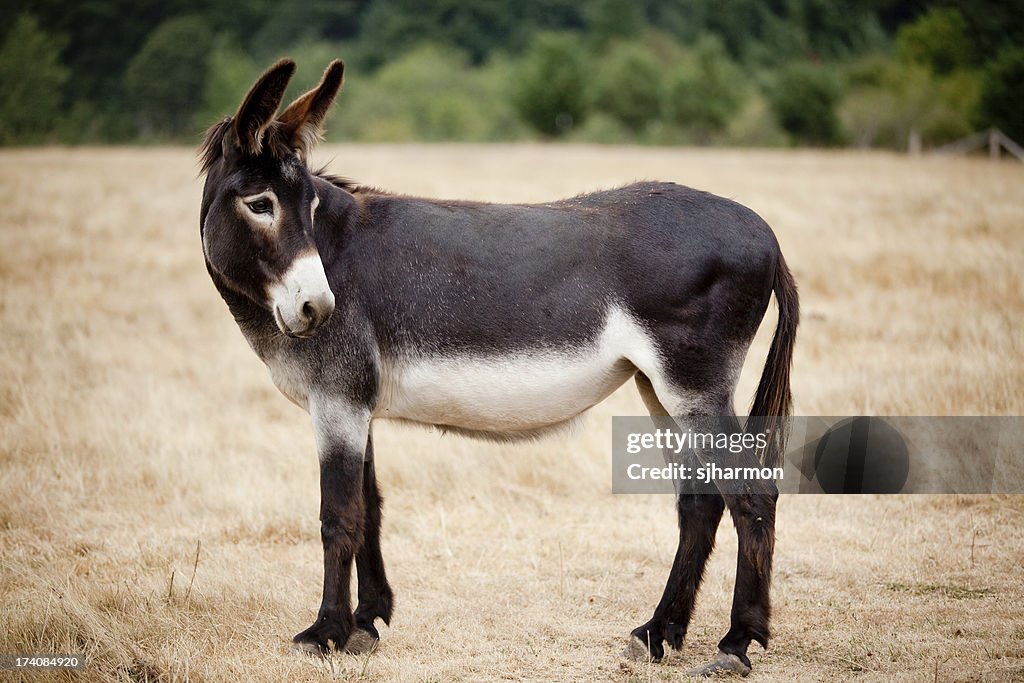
[198,59,798,677]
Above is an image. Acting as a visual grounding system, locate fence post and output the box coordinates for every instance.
[989,129,1000,160]
[908,128,921,156]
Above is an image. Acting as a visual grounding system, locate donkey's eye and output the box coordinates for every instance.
[246,199,273,215]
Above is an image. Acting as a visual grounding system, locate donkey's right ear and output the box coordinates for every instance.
[233,59,296,156]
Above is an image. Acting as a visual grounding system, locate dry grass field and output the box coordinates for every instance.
[1,144,1023,682]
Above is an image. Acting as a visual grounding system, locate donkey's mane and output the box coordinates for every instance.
[314,168,362,193]
[199,118,232,174]
[199,118,301,176]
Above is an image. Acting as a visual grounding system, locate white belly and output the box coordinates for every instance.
[374,305,662,436]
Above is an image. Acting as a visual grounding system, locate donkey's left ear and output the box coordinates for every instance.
[278,60,345,160]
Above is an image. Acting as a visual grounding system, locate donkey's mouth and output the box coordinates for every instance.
[274,305,316,339]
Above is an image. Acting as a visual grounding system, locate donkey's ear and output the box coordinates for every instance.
[234,59,296,156]
[278,60,345,160]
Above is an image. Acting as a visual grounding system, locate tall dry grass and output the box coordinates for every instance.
[0,146,1022,682]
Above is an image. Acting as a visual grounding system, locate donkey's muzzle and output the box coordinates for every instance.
[275,290,335,338]
[268,253,335,339]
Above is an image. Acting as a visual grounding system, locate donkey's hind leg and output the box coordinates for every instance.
[707,445,777,675]
[346,434,394,654]
[625,495,725,663]
[625,374,726,663]
[629,372,774,676]
[676,402,776,677]
[658,402,775,677]
[678,415,777,679]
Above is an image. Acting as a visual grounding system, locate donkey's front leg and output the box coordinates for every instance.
[293,399,371,655]
[347,436,393,654]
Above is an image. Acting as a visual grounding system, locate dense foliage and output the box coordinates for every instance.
[0,0,1020,148]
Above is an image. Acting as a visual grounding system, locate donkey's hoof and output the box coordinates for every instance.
[624,622,666,662]
[623,634,660,663]
[343,627,380,655]
[291,618,350,657]
[685,650,751,678]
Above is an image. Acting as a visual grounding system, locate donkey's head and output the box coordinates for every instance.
[199,59,344,339]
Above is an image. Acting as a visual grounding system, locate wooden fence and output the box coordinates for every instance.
[928,128,1024,162]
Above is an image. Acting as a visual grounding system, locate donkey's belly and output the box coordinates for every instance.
[374,305,662,436]
[376,352,635,434]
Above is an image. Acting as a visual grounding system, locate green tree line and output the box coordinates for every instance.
[1,0,1021,147]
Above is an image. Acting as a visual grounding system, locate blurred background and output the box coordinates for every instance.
[1,0,1021,150]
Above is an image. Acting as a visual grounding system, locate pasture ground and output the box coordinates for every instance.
[1,145,1022,682]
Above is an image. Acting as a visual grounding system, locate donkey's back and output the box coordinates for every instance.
[345,180,779,353]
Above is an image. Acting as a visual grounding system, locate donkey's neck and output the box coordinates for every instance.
[310,175,360,269]
[211,274,281,360]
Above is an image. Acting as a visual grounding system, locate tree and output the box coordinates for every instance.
[0,14,69,144]
[666,36,746,140]
[789,0,886,61]
[248,0,368,50]
[978,47,1024,142]
[591,41,664,133]
[840,57,977,149]
[584,0,644,49]
[896,8,970,74]
[123,16,214,137]
[358,0,519,67]
[945,0,1024,66]
[512,33,588,137]
[197,37,260,127]
[768,62,843,145]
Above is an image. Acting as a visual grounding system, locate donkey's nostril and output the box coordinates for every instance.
[292,292,334,337]
[301,301,316,323]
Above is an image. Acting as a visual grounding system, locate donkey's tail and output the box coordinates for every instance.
[748,250,799,470]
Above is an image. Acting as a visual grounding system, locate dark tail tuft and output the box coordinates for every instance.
[748,251,799,470]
